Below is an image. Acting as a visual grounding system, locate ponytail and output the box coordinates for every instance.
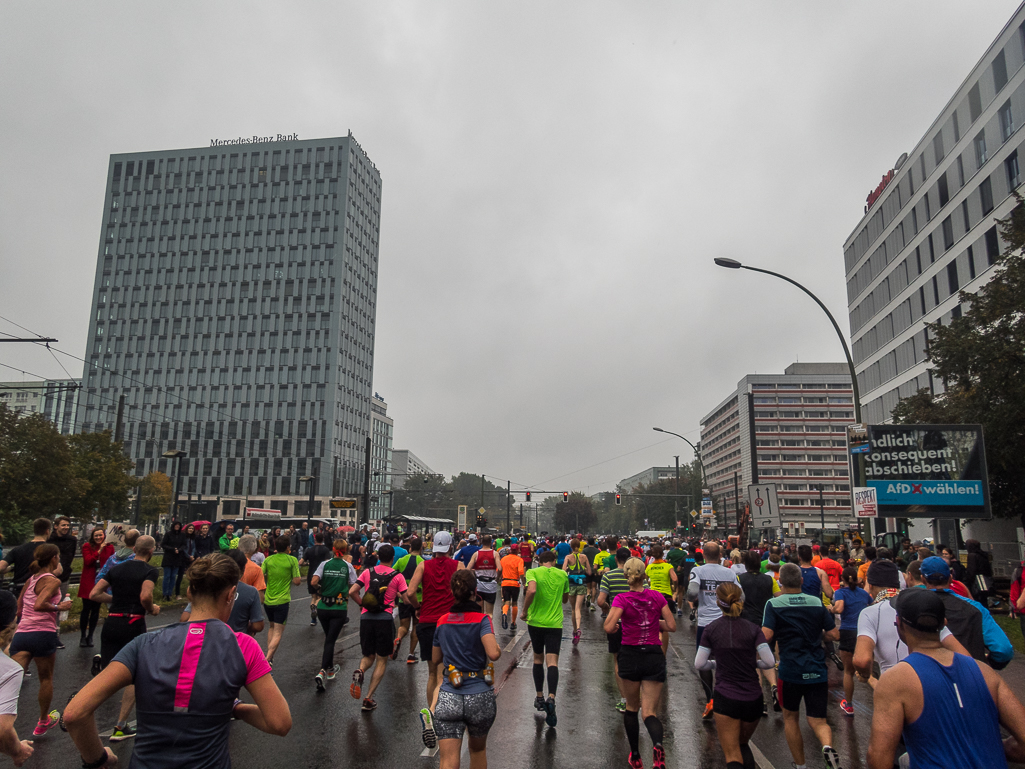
[841,566,859,589]
[715,582,744,618]
[30,544,60,575]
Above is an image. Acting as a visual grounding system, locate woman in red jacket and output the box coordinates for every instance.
[78,528,114,648]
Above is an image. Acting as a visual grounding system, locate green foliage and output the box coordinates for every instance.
[891,195,1025,520]
[388,472,511,527]
[554,492,595,533]
[0,404,86,527]
[138,471,172,524]
[68,430,136,519]
[627,461,703,534]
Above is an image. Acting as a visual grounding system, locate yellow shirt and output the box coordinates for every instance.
[645,560,674,597]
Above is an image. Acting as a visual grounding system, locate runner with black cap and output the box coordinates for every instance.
[867,589,1025,769]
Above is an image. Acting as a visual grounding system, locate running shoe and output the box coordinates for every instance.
[830,652,844,671]
[56,640,66,650]
[702,699,714,720]
[350,669,364,699]
[676,609,683,616]
[615,700,626,713]
[534,695,547,712]
[407,654,419,664]
[822,745,843,769]
[510,622,517,632]
[501,612,509,630]
[573,629,581,645]
[326,664,340,680]
[33,711,59,737]
[419,707,437,748]
[91,654,102,676]
[627,752,644,769]
[109,723,136,742]
[689,610,696,622]
[771,684,781,712]
[315,671,326,692]
[544,698,557,727]
[310,603,318,621]
[390,636,401,660]
[589,603,596,612]
[653,744,666,769]
[839,698,854,716]
[763,699,769,718]
[361,698,377,712]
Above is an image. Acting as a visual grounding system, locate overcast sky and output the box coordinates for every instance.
[1,1,1020,497]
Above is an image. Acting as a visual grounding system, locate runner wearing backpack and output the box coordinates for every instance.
[347,544,408,712]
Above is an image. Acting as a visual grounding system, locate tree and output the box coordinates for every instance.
[891,195,1025,523]
[68,430,136,520]
[554,492,596,534]
[0,405,85,525]
[138,471,172,524]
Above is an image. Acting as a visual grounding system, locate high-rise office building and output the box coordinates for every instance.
[844,8,1025,424]
[700,363,856,537]
[618,467,679,495]
[0,379,81,435]
[369,392,394,523]
[77,135,382,520]
[391,449,435,488]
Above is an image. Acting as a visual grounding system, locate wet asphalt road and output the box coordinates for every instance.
[4,586,972,769]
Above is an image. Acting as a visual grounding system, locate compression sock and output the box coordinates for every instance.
[740,744,755,769]
[532,663,544,694]
[502,604,508,615]
[643,715,663,746]
[727,763,745,769]
[623,710,640,754]
[698,668,714,701]
[511,606,518,624]
[547,665,559,696]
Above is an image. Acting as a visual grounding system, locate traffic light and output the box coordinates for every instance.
[525,491,531,502]
[563,492,569,502]
[615,493,622,506]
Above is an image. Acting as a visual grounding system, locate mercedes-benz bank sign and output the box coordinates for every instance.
[210,134,299,147]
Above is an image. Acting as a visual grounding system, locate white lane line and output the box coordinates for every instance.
[748,741,777,769]
[334,631,359,647]
[503,627,526,653]
[419,747,439,757]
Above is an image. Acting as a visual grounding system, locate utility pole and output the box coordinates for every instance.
[480,474,485,513]
[674,455,680,530]
[114,394,126,443]
[506,480,511,534]
[361,436,371,526]
[817,484,825,543]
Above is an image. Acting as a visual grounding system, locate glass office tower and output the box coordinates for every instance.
[78,134,382,518]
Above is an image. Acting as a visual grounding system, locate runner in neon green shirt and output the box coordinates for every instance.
[261,535,301,665]
[523,550,569,728]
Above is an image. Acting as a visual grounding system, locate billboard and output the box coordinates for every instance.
[847,424,990,519]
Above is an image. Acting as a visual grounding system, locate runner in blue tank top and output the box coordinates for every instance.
[867,589,1025,769]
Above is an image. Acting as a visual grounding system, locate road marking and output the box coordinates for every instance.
[419,747,438,757]
[748,741,776,769]
[503,626,526,653]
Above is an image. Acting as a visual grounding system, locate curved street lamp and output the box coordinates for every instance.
[653,427,710,532]
[713,257,861,423]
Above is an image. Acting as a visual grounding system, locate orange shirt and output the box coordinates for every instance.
[244,558,267,591]
[500,553,525,586]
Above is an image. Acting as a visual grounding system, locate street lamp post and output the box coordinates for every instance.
[653,428,708,532]
[299,475,317,525]
[712,258,861,423]
[162,449,187,522]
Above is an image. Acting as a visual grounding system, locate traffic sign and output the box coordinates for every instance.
[689,509,698,518]
[747,483,781,529]
[477,507,486,515]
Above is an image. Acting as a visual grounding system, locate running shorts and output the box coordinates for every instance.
[617,645,666,683]
[528,625,562,656]
[476,589,497,605]
[502,586,520,602]
[100,615,146,667]
[434,689,497,740]
[606,626,623,655]
[398,603,417,621]
[585,573,598,585]
[360,619,396,658]
[567,583,587,596]
[416,622,437,662]
[838,628,858,654]
[10,630,58,658]
[264,603,290,625]
[778,680,828,719]
[713,691,763,722]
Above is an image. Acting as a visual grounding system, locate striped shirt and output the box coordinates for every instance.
[599,567,630,601]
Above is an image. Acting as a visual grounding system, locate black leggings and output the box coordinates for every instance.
[80,598,102,639]
[317,609,349,670]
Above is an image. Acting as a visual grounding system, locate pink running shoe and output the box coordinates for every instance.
[627,752,644,769]
[33,710,59,737]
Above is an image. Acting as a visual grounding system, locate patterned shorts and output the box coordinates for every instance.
[434,689,497,741]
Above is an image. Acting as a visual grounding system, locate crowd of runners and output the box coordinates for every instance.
[0,518,1023,768]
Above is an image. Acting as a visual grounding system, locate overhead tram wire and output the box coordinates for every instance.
[529,433,700,489]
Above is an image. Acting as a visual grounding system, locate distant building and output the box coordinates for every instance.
[0,379,81,435]
[369,393,393,523]
[844,7,1025,424]
[700,363,856,538]
[391,449,435,487]
[618,466,680,494]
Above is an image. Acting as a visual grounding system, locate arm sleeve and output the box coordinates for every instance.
[756,643,776,669]
[236,633,273,684]
[685,572,700,602]
[694,645,715,670]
